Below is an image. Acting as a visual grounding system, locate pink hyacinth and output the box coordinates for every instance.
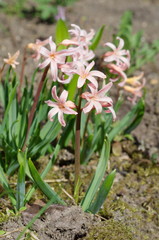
[123,72,145,104]
[104,37,130,68]
[3,50,20,68]
[45,86,77,127]
[81,82,116,120]
[39,36,76,81]
[75,61,106,88]
[106,63,127,86]
[61,24,95,48]
[28,38,49,61]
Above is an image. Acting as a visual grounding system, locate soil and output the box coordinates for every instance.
[0,0,159,239]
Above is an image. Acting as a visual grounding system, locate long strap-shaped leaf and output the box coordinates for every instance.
[90,25,105,50]
[88,169,116,214]
[55,19,70,50]
[28,159,66,205]
[16,151,26,210]
[80,137,110,212]
[0,166,16,209]
[0,82,18,134]
[108,98,145,142]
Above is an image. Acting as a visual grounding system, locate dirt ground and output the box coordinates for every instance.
[0,0,159,239]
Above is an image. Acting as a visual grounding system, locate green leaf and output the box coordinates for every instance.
[0,82,18,134]
[16,164,25,210]
[28,159,66,205]
[55,19,70,50]
[67,74,78,101]
[0,165,16,208]
[108,98,145,142]
[90,25,105,50]
[81,127,102,164]
[16,151,26,210]
[81,138,110,212]
[88,170,116,214]
[0,230,6,235]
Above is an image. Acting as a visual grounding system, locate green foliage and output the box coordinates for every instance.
[0,0,78,22]
[0,67,62,210]
[81,138,116,213]
[90,25,105,50]
[116,10,159,74]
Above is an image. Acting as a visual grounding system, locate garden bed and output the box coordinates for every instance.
[0,0,159,239]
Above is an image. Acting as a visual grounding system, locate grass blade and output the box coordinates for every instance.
[28,159,66,205]
[81,138,110,211]
[55,19,70,50]
[88,170,116,214]
[90,25,105,50]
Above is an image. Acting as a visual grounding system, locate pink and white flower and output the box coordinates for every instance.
[106,63,127,86]
[45,86,77,127]
[61,24,95,48]
[28,38,49,60]
[104,37,130,67]
[3,50,20,68]
[75,61,106,88]
[39,36,76,81]
[81,82,116,120]
[123,72,145,104]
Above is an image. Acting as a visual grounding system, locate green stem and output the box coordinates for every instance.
[74,90,82,188]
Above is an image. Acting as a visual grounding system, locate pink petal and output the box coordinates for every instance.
[51,86,59,101]
[118,56,130,67]
[90,70,106,79]
[39,58,51,69]
[87,84,97,94]
[50,61,58,81]
[49,36,56,52]
[104,55,117,63]
[45,100,58,107]
[83,102,94,114]
[48,108,59,121]
[62,107,77,115]
[61,39,79,46]
[98,82,113,96]
[58,111,66,127]
[40,47,50,57]
[117,37,124,50]
[65,101,76,109]
[85,61,95,74]
[57,74,72,84]
[92,100,102,114]
[86,75,98,88]
[60,89,68,103]
[104,42,116,51]
[105,107,116,121]
[77,76,86,88]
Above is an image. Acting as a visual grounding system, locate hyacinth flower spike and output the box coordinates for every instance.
[45,86,77,127]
